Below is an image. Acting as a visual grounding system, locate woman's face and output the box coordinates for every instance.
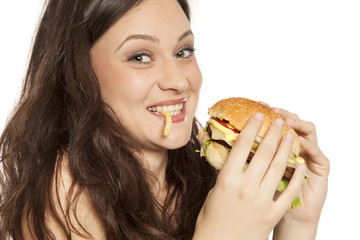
[90,0,202,152]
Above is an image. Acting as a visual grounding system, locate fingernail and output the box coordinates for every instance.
[275,118,284,127]
[254,112,264,120]
[285,133,293,142]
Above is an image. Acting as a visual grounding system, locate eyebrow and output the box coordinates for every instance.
[178,30,193,42]
[115,30,194,53]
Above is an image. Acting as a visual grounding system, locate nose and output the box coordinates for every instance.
[157,60,189,92]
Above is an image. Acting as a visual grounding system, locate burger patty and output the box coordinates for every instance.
[283,167,295,180]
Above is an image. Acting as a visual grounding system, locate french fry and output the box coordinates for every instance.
[161,111,172,136]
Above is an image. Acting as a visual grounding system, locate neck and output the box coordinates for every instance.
[138,149,169,197]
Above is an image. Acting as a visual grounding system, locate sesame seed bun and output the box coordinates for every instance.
[208,97,300,156]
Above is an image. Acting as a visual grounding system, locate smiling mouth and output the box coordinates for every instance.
[147,103,184,116]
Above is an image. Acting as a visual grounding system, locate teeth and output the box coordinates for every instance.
[147,103,183,115]
[171,110,181,116]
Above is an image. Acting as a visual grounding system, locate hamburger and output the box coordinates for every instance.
[197,97,308,208]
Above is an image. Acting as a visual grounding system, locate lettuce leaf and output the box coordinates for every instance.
[276,178,302,209]
[291,197,302,209]
[277,178,290,192]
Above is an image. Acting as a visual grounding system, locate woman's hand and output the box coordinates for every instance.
[193,113,307,240]
[272,108,330,240]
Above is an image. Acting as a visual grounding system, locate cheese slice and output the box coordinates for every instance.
[206,118,238,145]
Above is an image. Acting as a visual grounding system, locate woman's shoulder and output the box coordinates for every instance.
[22,154,106,239]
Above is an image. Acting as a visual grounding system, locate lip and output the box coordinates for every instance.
[147,97,187,123]
[147,97,187,108]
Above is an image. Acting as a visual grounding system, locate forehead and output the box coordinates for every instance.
[110,0,190,36]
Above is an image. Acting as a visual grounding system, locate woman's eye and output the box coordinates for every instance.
[128,52,152,64]
[175,47,195,59]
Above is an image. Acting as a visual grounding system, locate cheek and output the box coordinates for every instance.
[91,48,154,107]
[187,60,202,94]
[95,62,152,106]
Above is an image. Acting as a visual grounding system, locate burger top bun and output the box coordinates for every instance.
[208,97,301,156]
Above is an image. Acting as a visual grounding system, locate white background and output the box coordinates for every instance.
[1,0,359,239]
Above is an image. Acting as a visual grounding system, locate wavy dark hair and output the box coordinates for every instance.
[0,0,216,239]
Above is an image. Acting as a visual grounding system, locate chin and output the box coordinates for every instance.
[161,128,192,150]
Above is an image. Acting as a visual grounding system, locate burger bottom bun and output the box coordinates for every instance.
[206,141,229,170]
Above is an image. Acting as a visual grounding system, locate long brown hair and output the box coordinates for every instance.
[0,0,216,239]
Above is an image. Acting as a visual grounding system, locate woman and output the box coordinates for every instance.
[0,0,329,239]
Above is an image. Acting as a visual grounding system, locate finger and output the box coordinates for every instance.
[221,113,264,175]
[274,164,306,210]
[272,108,300,120]
[274,109,323,160]
[299,136,323,159]
[245,118,285,184]
[273,108,316,141]
[260,133,294,197]
[286,120,330,176]
[285,119,322,156]
[300,136,330,175]
[285,118,317,138]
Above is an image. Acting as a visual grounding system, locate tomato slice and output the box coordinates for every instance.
[211,117,240,133]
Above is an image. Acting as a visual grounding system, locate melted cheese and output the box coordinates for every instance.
[207,118,239,145]
[287,155,306,169]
